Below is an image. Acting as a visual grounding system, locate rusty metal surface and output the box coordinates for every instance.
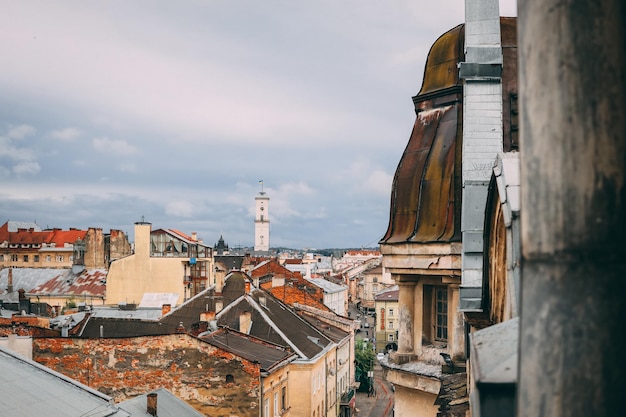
[419,24,464,96]
[381,19,517,245]
[28,268,107,298]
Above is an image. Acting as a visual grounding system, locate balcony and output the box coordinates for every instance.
[340,388,356,407]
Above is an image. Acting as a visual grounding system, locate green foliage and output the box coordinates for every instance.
[354,339,375,392]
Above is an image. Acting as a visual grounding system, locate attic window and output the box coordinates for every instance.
[225,374,235,384]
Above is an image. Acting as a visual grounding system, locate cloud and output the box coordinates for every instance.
[165,200,194,218]
[13,161,41,176]
[0,125,39,175]
[117,163,137,173]
[359,169,393,196]
[92,137,138,155]
[7,124,36,140]
[49,127,81,141]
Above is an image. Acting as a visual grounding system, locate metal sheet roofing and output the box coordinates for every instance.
[470,317,518,384]
[200,327,296,371]
[380,18,518,246]
[217,287,333,360]
[0,268,66,301]
[305,277,347,294]
[118,388,204,417]
[28,268,107,298]
[0,345,129,416]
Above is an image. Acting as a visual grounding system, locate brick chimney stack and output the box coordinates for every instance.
[7,268,13,293]
[161,303,171,316]
[147,392,157,416]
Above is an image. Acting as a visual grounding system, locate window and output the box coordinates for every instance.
[11,254,18,262]
[389,308,394,316]
[273,392,278,416]
[388,334,394,341]
[46,255,51,262]
[34,255,39,262]
[388,321,394,329]
[373,284,378,292]
[56,255,64,262]
[23,255,28,262]
[0,255,3,261]
[435,287,448,341]
[264,399,270,417]
[281,386,286,411]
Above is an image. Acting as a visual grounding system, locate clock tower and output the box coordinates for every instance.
[254,188,270,252]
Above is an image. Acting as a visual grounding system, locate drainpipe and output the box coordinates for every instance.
[260,368,269,417]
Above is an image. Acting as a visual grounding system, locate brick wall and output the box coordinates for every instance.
[34,334,261,417]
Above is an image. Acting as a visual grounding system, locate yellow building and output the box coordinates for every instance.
[215,273,355,417]
[374,285,399,354]
[0,221,86,269]
[105,221,214,306]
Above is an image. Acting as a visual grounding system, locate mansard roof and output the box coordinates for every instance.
[380,18,517,245]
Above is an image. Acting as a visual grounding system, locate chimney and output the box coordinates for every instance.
[191,232,197,242]
[147,392,157,416]
[200,311,216,322]
[239,311,252,334]
[244,280,251,294]
[161,303,171,316]
[7,268,13,293]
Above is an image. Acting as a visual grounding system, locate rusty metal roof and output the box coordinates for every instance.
[28,268,107,298]
[380,18,518,245]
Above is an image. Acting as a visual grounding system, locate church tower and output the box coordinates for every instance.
[254,182,270,252]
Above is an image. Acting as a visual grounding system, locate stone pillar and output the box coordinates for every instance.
[518,1,626,416]
[448,285,465,360]
[391,280,418,364]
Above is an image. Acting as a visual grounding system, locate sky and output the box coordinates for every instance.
[0,0,517,250]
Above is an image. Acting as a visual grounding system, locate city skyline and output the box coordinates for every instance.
[0,1,517,249]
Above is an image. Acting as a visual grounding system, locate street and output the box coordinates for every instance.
[354,360,394,417]
[349,302,393,417]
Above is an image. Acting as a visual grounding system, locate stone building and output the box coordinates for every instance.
[378,1,518,415]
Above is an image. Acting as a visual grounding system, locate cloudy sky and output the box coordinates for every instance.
[0,1,517,250]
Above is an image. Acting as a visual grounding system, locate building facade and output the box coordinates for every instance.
[374,285,399,353]
[105,221,214,306]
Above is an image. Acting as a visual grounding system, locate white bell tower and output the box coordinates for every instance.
[254,181,270,252]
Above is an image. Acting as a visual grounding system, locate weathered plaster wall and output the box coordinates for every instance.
[33,334,260,417]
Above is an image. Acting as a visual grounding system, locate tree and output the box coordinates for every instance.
[354,339,375,392]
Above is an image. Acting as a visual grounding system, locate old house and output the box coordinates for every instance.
[216,271,355,417]
[0,221,86,269]
[378,1,518,415]
[34,330,294,416]
[305,277,348,316]
[105,221,214,306]
[373,285,399,354]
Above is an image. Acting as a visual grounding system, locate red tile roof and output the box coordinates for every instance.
[0,222,86,247]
